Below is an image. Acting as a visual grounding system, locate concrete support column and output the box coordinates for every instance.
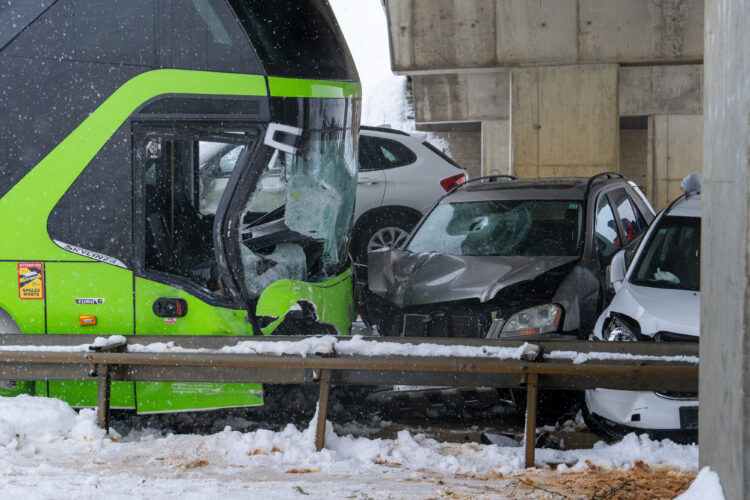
[510,64,618,178]
[481,120,510,176]
[700,1,750,499]
[650,114,703,209]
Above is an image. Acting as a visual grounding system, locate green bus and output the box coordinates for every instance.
[0,0,360,412]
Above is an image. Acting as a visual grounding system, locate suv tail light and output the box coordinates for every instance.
[440,173,466,192]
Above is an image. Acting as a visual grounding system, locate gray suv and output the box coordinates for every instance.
[366,173,655,338]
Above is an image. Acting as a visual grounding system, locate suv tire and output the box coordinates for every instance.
[352,208,422,265]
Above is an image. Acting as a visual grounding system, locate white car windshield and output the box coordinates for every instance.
[631,216,700,291]
[406,200,583,257]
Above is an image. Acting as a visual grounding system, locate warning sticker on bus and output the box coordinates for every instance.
[18,263,44,300]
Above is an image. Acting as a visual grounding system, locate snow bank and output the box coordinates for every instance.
[0,396,702,498]
[675,467,725,499]
[0,395,104,449]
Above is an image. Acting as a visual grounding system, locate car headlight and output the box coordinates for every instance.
[500,304,562,337]
[604,316,639,342]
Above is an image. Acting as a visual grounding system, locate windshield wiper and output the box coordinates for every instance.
[631,278,691,290]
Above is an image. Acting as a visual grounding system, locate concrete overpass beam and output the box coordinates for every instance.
[511,64,618,178]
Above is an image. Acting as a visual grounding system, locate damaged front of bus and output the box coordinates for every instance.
[0,0,360,412]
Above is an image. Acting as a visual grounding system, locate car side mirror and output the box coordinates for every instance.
[608,249,627,292]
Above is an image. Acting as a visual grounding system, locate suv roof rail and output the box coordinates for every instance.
[448,174,516,194]
[360,125,411,137]
[584,171,625,198]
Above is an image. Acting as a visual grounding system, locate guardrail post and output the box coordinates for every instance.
[315,369,332,451]
[524,373,539,468]
[96,364,111,433]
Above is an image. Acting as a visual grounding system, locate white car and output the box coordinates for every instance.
[352,126,467,264]
[585,192,701,441]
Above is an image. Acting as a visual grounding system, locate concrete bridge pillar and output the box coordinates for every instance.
[700,1,750,498]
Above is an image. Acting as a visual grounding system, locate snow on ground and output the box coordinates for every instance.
[0,395,705,499]
[675,467,726,500]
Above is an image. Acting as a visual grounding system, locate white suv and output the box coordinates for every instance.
[586,192,700,442]
[352,126,467,264]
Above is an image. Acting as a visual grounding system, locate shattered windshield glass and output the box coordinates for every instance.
[631,216,700,291]
[407,200,583,257]
[240,128,357,297]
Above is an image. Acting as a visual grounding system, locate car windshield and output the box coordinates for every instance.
[406,200,583,257]
[631,216,700,291]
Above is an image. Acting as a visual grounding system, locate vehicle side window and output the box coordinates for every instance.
[595,194,620,263]
[139,129,252,296]
[608,188,647,244]
[372,138,417,169]
[358,136,381,172]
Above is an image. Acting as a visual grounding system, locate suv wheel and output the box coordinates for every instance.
[353,209,421,265]
[368,226,410,253]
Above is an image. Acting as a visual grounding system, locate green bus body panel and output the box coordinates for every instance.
[268,77,362,98]
[0,381,36,398]
[46,381,136,409]
[45,263,136,407]
[134,277,259,412]
[0,70,267,262]
[46,263,134,335]
[257,266,355,335]
[0,262,46,333]
[135,381,263,413]
[134,278,251,336]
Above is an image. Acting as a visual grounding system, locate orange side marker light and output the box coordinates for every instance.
[79,315,97,326]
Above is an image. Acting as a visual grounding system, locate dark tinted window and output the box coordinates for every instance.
[172,0,261,74]
[230,0,357,80]
[358,136,380,172]
[0,0,54,49]
[595,194,620,262]
[372,138,417,169]
[6,0,157,66]
[609,188,647,244]
[48,125,134,268]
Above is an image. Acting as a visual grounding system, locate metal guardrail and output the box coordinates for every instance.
[0,334,699,467]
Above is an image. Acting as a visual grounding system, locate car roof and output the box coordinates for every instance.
[665,192,701,217]
[444,176,626,202]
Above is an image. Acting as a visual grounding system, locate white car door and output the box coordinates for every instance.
[354,135,386,221]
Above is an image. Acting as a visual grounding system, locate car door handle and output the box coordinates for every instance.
[357,179,380,185]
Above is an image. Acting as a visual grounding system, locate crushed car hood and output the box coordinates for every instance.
[368,248,579,307]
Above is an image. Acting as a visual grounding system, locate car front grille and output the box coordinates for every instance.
[402,312,482,338]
